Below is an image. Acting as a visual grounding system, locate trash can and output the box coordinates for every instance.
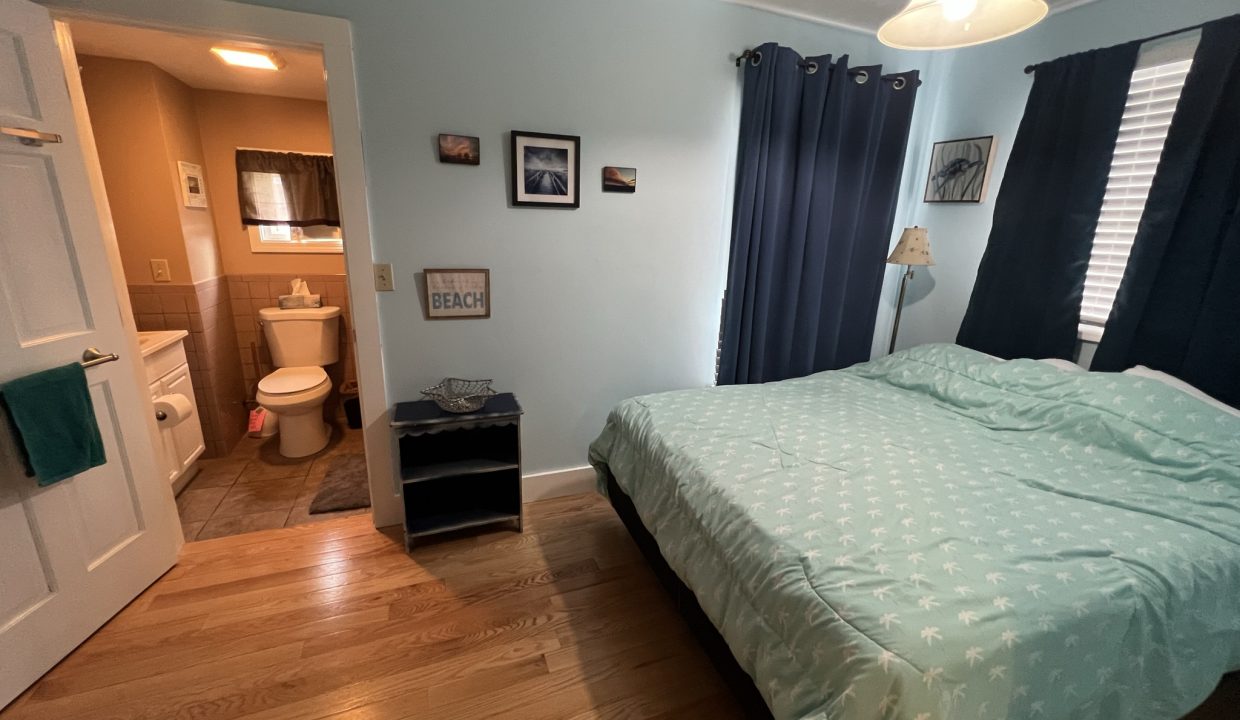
[340,379,362,429]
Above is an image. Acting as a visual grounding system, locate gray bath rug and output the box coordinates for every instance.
[309,454,371,514]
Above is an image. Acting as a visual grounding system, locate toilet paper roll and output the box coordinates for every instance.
[153,394,194,426]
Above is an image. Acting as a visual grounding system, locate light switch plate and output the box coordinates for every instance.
[373,263,394,292]
[150,259,171,283]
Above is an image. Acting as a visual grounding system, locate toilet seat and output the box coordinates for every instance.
[258,366,328,396]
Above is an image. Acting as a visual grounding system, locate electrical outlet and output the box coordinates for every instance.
[373,263,394,292]
[150,259,171,283]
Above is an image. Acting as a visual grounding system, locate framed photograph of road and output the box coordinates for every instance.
[510,131,580,208]
[423,268,491,319]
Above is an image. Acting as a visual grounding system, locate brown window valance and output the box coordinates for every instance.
[236,149,340,227]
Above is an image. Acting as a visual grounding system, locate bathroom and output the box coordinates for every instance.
[69,19,371,541]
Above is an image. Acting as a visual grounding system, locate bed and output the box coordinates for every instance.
[588,343,1240,720]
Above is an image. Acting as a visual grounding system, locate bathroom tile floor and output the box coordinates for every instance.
[175,421,370,542]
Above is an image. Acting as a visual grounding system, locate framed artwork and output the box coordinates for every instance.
[923,136,997,203]
[438,133,480,165]
[602,166,636,193]
[177,161,208,208]
[424,268,490,319]
[510,130,580,208]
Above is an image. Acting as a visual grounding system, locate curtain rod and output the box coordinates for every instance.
[734,48,912,86]
[236,146,333,157]
[1023,19,1208,74]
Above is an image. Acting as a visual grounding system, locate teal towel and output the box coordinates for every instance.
[1,363,106,486]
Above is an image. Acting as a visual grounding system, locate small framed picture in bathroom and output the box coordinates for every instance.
[177,161,208,208]
[423,268,490,319]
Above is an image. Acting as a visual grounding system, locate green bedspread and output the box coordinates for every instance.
[589,344,1240,720]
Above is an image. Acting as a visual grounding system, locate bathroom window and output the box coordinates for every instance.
[243,171,343,254]
[248,223,343,254]
[237,149,342,253]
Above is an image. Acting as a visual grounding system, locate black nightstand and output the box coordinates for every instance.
[390,393,523,548]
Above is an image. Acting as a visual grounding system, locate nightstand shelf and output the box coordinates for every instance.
[400,458,519,484]
[391,394,523,548]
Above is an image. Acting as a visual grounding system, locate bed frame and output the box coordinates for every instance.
[604,469,1238,720]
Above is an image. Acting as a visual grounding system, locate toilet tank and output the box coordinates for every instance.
[258,306,341,367]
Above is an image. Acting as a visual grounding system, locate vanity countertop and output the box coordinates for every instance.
[136,330,189,358]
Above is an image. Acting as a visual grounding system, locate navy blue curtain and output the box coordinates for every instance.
[717,44,919,385]
[1093,16,1240,407]
[955,43,1139,359]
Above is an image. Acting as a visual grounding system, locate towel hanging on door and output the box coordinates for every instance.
[1,363,106,486]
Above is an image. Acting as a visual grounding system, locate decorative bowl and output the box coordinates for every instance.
[421,378,497,413]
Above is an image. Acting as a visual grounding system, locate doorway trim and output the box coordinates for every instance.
[43,0,401,528]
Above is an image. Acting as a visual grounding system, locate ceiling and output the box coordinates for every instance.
[724,0,1099,33]
[68,19,326,101]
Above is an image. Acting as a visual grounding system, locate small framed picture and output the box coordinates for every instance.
[177,161,207,208]
[602,166,636,193]
[438,133,480,165]
[510,131,580,208]
[924,136,997,203]
[424,268,490,319]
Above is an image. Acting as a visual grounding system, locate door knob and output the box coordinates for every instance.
[81,347,119,368]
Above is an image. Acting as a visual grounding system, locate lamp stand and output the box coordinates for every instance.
[888,265,914,355]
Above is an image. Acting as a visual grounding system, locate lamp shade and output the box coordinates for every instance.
[878,0,1049,50]
[887,227,935,266]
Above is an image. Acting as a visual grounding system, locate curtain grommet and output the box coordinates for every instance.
[892,76,907,90]
[854,70,869,85]
[751,51,762,67]
[804,61,819,75]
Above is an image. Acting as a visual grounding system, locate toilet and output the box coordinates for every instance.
[256,306,341,458]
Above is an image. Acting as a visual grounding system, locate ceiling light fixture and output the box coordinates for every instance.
[209,47,285,71]
[878,0,1049,50]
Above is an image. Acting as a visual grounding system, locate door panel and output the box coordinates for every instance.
[0,28,38,119]
[67,382,143,567]
[0,0,181,708]
[0,498,52,631]
[0,152,91,344]
[150,380,176,483]
[163,366,204,475]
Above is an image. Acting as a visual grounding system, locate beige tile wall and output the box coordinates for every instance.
[129,277,248,457]
[228,273,356,417]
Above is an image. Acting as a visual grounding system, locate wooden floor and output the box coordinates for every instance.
[1,493,744,720]
[6,491,1237,720]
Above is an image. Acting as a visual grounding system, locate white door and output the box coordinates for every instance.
[0,0,182,709]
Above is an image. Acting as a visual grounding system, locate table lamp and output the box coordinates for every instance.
[886,226,934,354]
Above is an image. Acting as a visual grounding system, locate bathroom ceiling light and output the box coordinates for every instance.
[209,47,285,71]
[878,0,1049,50]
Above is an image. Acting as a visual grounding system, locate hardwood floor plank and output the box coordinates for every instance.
[3,643,305,720]
[32,607,391,701]
[2,493,746,720]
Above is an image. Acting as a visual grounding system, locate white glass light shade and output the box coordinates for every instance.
[878,0,1049,50]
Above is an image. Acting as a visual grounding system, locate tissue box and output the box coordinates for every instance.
[277,294,322,309]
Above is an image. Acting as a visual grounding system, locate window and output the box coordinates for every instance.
[1078,33,1199,342]
[244,172,343,254]
[248,223,343,254]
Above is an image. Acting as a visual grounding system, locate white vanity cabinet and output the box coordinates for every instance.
[138,330,205,489]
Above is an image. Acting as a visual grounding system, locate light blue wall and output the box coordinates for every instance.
[223,0,924,474]
[889,0,1240,358]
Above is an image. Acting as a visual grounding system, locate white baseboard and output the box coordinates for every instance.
[522,465,597,503]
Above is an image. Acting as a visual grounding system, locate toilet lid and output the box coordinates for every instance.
[258,367,328,395]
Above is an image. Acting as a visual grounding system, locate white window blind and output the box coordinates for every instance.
[1078,35,1198,342]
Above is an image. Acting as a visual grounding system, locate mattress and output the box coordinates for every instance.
[588,343,1240,720]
